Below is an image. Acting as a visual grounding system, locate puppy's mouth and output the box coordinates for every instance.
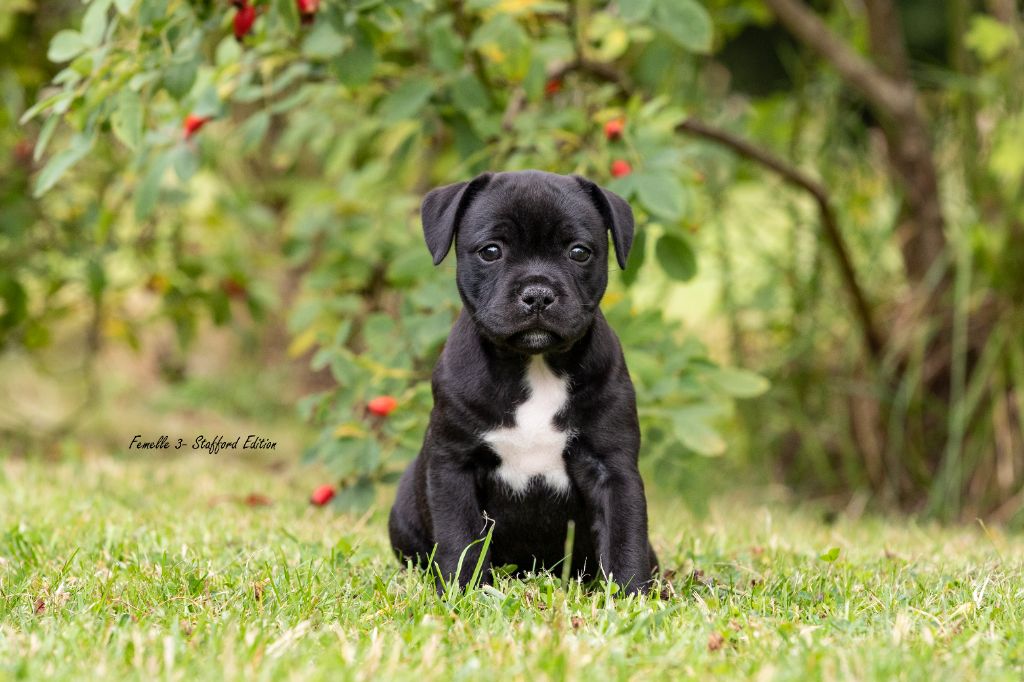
[510,329,561,353]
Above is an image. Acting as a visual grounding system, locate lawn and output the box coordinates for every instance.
[1,453,1022,681]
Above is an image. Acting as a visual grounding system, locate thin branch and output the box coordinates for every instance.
[538,56,886,361]
[766,0,948,289]
[677,118,884,360]
[762,0,914,119]
[500,88,526,132]
[502,58,632,132]
[863,0,911,82]
[548,58,633,95]
[984,0,1019,24]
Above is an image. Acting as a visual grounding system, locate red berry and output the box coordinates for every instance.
[297,0,318,23]
[13,139,34,166]
[183,114,212,139]
[220,277,247,299]
[367,395,398,417]
[544,78,562,96]
[604,118,625,141]
[234,2,257,40]
[310,484,335,506]
[610,159,632,178]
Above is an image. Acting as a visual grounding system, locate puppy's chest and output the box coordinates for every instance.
[481,357,571,493]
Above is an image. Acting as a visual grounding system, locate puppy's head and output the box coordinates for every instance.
[421,170,634,354]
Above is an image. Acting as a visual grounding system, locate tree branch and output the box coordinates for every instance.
[765,0,948,289]
[864,0,911,82]
[676,118,885,361]
[548,58,634,95]
[538,56,886,361]
[762,0,914,118]
[528,57,880,358]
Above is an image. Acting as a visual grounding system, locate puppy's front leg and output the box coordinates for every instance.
[427,457,492,590]
[570,457,653,595]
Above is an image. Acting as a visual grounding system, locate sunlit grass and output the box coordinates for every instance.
[1,454,1022,680]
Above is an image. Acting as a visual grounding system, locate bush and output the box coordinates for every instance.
[14,0,764,506]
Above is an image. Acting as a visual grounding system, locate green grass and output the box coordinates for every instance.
[1,454,1022,681]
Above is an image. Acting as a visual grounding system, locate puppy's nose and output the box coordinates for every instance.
[519,285,556,313]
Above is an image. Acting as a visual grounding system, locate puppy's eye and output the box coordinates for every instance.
[479,244,502,262]
[568,245,592,263]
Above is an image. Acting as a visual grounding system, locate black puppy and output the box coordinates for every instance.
[388,170,658,594]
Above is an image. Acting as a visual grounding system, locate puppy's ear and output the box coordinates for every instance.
[420,173,493,265]
[573,176,635,269]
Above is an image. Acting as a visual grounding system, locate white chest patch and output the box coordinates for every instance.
[482,356,571,494]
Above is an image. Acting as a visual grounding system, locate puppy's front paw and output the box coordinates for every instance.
[605,565,657,597]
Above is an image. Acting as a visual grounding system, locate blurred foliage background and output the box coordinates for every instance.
[1,0,1022,524]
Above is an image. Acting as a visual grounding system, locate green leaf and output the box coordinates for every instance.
[238,111,270,153]
[82,0,113,47]
[990,112,1024,192]
[33,115,59,162]
[654,0,712,54]
[110,89,142,150]
[273,0,300,31]
[171,145,199,183]
[589,11,631,62]
[523,55,546,100]
[363,313,397,345]
[670,405,726,456]
[128,71,160,91]
[655,234,697,281]
[20,91,74,124]
[607,173,639,200]
[270,86,313,115]
[215,35,242,66]
[636,172,686,221]
[450,73,490,113]
[408,310,453,356]
[193,86,221,118]
[357,442,382,476]
[620,0,655,22]
[332,25,376,87]
[135,150,175,222]
[113,0,136,16]
[387,248,433,287]
[139,0,168,27]
[706,367,770,398]
[819,547,841,563]
[471,13,532,79]
[163,57,198,100]
[427,17,463,72]
[333,477,376,513]
[377,79,434,124]
[47,30,87,63]
[303,22,344,59]
[965,15,1018,62]
[33,132,95,197]
[465,110,501,140]
[163,35,201,100]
